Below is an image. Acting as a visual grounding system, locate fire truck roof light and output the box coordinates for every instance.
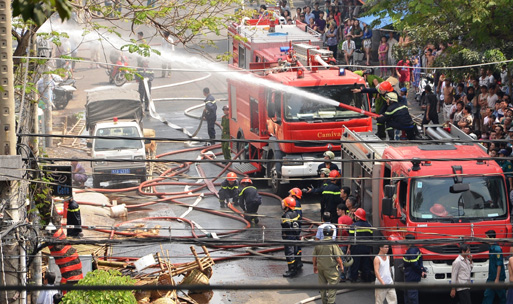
[280,46,290,53]
[113,117,118,123]
[339,68,345,76]
[297,69,304,79]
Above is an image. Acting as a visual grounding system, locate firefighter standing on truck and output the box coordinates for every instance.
[202,87,217,146]
[317,150,339,173]
[348,208,373,283]
[281,197,301,278]
[376,92,417,140]
[218,172,238,208]
[221,105,231,160]
[238,178,262,226]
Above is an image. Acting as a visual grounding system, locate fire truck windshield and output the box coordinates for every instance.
[410,176,508,222]
[283,85,368,122]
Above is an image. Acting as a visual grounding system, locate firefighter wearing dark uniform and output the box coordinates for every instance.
[289,187,304,270]
[221,105,231,160]
[376,92,416,140]
[348,208,374,282]
[218,172,238,208]
[317,150,340,174]
[203,87,217,145]
[352,80,397,140]
[238,178,262,225]
[322,170,341,223]
[354,70,385,139]
[281,197,301,278]
[66,199,82,237]
[403,234,426,304]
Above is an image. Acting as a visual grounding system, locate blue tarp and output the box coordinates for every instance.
[358,14,393,29]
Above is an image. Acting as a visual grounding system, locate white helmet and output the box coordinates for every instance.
[323,151,335,160]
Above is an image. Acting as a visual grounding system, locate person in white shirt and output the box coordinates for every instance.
[36,272,59,304]
[341,34,355,66]
[450,244,473,304]
[160,31,175,78]
[487,85,499,108]
[387,35,398,66]
[478,68,488,87]
[374,244,397,304]
[485,69,496,87]
[315,212,337,240]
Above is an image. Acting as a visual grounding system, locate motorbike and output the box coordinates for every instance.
[53,78,76,110]
[106,54,129,86]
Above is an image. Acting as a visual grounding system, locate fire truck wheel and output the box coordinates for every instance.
[237,134,248,164]
[269,161,285,196]
[92,176,102,188]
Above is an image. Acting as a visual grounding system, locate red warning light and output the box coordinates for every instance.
[297,69,304,79]
[113,117,118,123]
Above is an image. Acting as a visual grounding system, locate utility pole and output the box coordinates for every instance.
[0,0,22,302]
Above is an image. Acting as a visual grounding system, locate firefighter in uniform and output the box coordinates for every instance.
[317,150,339,173]
[354,69,385,138]
[221,105,231,160]
[289,187,304,269]
[307,168,331,195]
[218,172,238,208]
[348,208,374,282]
[281,197,301,278]
[483,229,506,304]
[238,178,262,225]
[352,80,399,140]
[403,234,426,304]
[66,198,83,238]
[376,92,417,140]
[203,87,217,145]
[322,170,341,223]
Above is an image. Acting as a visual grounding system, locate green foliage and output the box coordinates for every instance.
[12,0,73,26]
[61,270,137,304]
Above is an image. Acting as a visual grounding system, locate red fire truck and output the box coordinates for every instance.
[340,124,512,285]
[227,15,372,194]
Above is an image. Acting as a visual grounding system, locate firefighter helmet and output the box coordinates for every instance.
[240,178,252,184]
[227,172,237,181]
[282,197,296,209]
[378,81,393,92]
[289,187,302,199]
[323,150,335,160]
[354,208,367,221]
[385,92,398,103]
[319,168,331,176]
[329,170,340,179]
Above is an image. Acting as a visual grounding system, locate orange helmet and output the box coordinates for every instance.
[240,178,252,184]
[329,170,340,179]
[289,187,302,199]
[282,197,296,209]
[354,208,366,221]
[378,81,393,92]
[227,172,237,181]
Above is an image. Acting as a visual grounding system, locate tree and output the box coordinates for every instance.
[364,0,513,78]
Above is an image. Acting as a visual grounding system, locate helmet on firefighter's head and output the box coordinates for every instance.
[226,172,237,182]
[289,187,302,199]
[282,197,296,209]
[329,170,340,180]
[319,168,331,176]
[323,150,335,160]
[385,92,398,103]
[240,178,252,185]
[354,208,367,221]
[378,81,393,93]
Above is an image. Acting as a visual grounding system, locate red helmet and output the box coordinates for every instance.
[240,178,252,184]
[329,170,340,179]
[227,172,237,181]
[289,187,302,199]
[354,208,366,221]
[282,197,296,209]
[378,81,393,92]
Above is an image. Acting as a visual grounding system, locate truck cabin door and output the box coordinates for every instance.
[266,91,282,123]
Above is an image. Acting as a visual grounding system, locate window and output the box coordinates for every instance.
[238,45,245,69]
[250,97,259,134]
[95,127,142,151]
[230,85,237,121]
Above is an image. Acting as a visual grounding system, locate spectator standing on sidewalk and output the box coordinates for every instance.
[450,243,473,304]
[374,243,397,304]
[421,85,439,126]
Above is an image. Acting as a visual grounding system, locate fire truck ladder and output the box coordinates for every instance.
[341,128,388,175]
